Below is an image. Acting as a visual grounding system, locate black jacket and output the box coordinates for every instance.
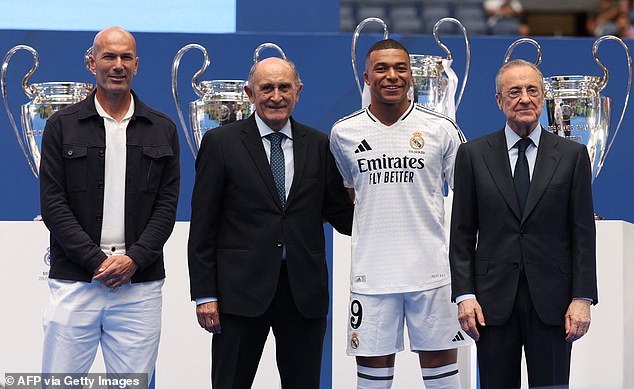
[40,90,180,283]
[450,129,597,326]
[187,115,353,318]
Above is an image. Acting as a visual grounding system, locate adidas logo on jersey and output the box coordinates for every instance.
[452,331,465,342]
[354,139,372,153]
[354,275,366,283]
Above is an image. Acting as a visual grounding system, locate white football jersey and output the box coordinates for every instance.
[330,101,465,294]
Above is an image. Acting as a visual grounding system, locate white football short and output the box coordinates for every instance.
[346,284,472,356]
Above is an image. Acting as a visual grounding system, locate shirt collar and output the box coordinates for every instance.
[255,113,293,139]
[94,94,135,122]
[365,99,415,123]
[505,123,541,151]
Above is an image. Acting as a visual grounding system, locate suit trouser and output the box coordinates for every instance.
[211,262,327,389]
[476,271,572,389]
[42,278,163,386]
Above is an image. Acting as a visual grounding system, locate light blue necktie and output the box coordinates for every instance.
[267,132,286,208]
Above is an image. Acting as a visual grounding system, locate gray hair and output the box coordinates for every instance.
[247,58,302,89]
[495,59,544,93]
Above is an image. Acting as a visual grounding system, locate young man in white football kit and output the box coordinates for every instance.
[330,39,471,388]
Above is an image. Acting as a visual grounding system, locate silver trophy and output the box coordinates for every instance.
[171,43,287,157]
[1,45,93,178]
[351,17,470,119]
[410,18,470,119]
[544,36,631,181]
[351,17,389,101]
[505,36,632,182]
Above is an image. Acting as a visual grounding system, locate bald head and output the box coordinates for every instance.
[244,56,303,131]
[248,57,301,90]
[89,26,139,101]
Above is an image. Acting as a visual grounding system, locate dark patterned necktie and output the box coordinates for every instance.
[267,132,286,207]
[514,137,532,214]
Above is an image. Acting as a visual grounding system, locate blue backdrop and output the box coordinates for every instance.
[1,32,632,222]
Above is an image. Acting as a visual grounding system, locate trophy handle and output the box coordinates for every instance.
[1,44,39,178]
[503,38,542,66]
[253,43,288,62]
[433,17,470,109]
[593,35,632,174]
[85,46,95,74]
[171,44,210,157]
[351,17,389,97]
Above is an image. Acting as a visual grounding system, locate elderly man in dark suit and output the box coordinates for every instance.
[187,56,354,389]
[449,59,598,388]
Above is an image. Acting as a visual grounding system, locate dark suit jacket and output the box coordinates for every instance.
[449,128,597,326]
[188,114,354,318]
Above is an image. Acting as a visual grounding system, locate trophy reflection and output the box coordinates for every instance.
[171,42,287,158]
[1,45,93,179]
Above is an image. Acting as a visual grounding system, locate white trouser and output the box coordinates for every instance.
[42,277,163,383]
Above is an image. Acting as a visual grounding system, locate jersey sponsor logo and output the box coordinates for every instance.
[357,154,423,185]
[354,139,373,153]
[357,154,425,172]
[409,131,425,150]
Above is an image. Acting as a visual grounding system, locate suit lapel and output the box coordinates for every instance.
[522,129,562,222]
[241,115,284,210]
[482,129,523,221]
[286,117,305,207]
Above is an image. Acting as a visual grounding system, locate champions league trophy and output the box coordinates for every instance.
[410,18,470,120]
[1,45,93,179]
[351,17,470,120]
[351,17,389,107]
[171,42,287,157]
[505,36,632,182]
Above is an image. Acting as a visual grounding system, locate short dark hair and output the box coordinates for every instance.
[366,39,410,59]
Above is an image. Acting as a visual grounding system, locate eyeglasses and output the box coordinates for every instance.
[499,86,542,99]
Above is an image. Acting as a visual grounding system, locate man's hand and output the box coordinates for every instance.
[458,298,486,341]
[196,301,222,334]
[92,255,138,288]
[565,299,591,342]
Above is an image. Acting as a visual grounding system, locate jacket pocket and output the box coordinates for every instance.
[62,144,88,192]
[142,145,174,193]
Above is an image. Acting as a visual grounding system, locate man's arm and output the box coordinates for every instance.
[188,131,227,332]
[188,131,225,301]
[449,144,485,340]
[40,119,107,273]
[323,137,354,236]
[568,144,597,303]
[564,144,597,342]
[449,144,479,298]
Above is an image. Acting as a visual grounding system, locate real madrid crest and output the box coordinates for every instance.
[409,131,424,150]
[351,332,360,349]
